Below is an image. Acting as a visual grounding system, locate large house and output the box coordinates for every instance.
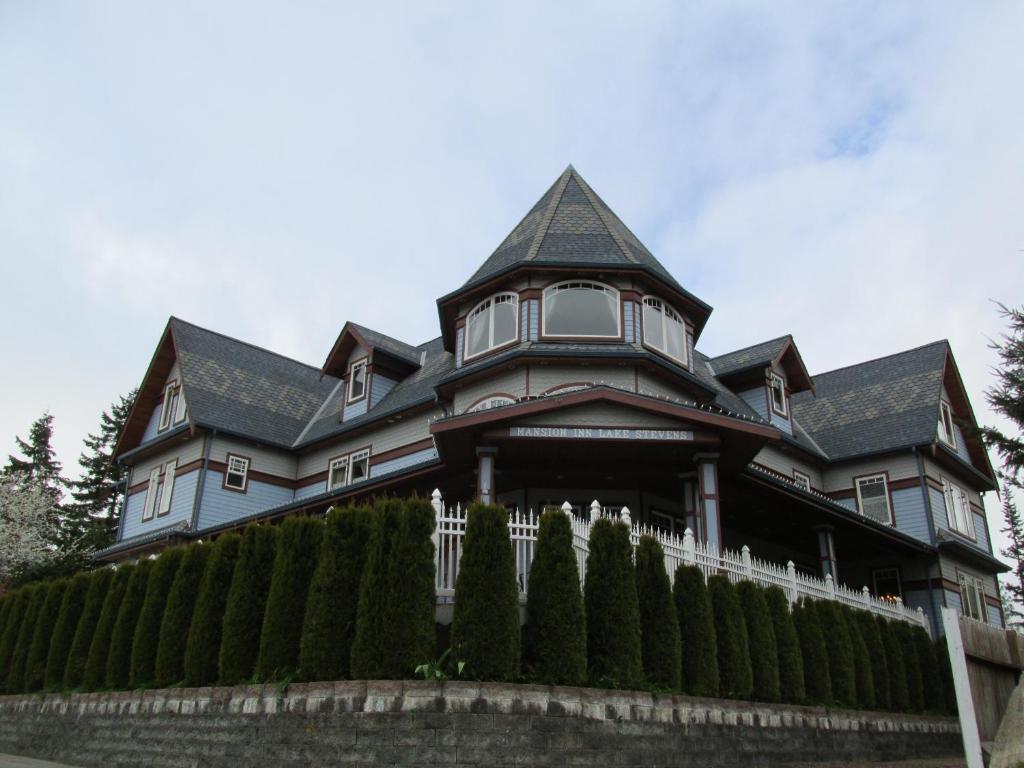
[100,166,1008,634]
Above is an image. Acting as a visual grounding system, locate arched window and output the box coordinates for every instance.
[464,293,519,360]
[542,281,620,338]
[467,395,516,413]
[642,296,687,365]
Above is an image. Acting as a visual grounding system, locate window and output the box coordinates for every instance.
[142,466,160,521]
[173,392,188,425]
[158,382,178,432]
[938,401,957,448]
[542,281,620,338]
[943,478,975,538]
[464,293,519,359]
[327,448,370,489]
[328,456,348,490]
[467,395,516,413]
[769,372,788,416]
[958,571,987,622]
[348,359,367,403]
[158,460,176,516]
[872,568,902,601]
[855,474,892,525]
[792,471,811,491]
[642,297,687,365]
[224,454,249,492]
[348,449,369,484]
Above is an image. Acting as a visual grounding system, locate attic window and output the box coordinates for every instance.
[158,382,178,432]
[465,293,519,360]
[348,359,367,403]
[768,373,788,417]
[642,297,687,365]
[542,281,620,338]
[938,401,957,448]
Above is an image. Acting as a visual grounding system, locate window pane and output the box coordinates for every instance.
[466,303,491,357]
[545,284,618,336]
[643,301,664,350]
[349,455,368,483]
[858,477,890,523]
[666,313,686,362]
[492,299,517,346]
[350,362,366,399]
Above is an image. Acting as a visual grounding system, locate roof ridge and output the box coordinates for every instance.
[810,339,949,380]
[572,170,638,265]
[710,334,793,361]
[525,167,573,263]
[348,321,420,352]
[170,316,322,373]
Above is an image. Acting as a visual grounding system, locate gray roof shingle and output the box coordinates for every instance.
[348,322,423,367]
[710,336,792,377]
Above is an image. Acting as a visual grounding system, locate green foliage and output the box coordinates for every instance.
[219,525,278,685]
[105,559,152,688]
[764,586,804,704]
[451,503,521,682]
[792,598,831,704]
[5,585,45,693]
[154,544,210,687]
[0,596,10,651]
[0,588,33,692]
[737,582,780,702]
[523,509,586,686]
[583,517,643,689]
[895,621,924,711]
[673,565,719,697]
[130,548,184,687]
[299,506,374,682]
[854,610,889,710]
[23,579,68,692]
[45,571,91,689]
[414,648,465,681]
[256,517,323,680]
[877,617,908,711]
[707,576,753,699]
[913,626,943,712]
[843,607,875,709]
[183,533,242,687]
[65,568,113,689]
[351,500,400,679]
[84,565,132,690]
[814,600,855,706]
[635,536,681,690]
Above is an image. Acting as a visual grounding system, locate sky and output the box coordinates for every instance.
[1,3,1022,568]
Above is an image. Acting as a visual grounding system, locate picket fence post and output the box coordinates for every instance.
[786,561,798,605]
[590,499,601,522]
[620,506,631,526]
[741,545,752,578]
[861,586,871,610]
[430,488,442,554]
[682,528,695,566]
[825,573,835,600]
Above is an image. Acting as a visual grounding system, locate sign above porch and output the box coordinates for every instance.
[509,425,695,442]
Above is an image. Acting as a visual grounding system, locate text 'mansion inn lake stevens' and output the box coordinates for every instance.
[103,165,1009,636]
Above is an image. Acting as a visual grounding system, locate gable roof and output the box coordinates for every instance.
[710,335,814,394]
[321,321,423,378]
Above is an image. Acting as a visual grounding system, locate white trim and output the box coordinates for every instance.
[328,456,349,490]
[347,358,368,403]
[956,570,986,623]
[768,372,788,417]
[225,454,249,491]
[942,477,975,538]
[938,401,957,449]
[347,449,370,484]
[641,295,688,366]
[158,382,177,431]
[158,459,176,516]
[173,391,188,425]
[541,281,621,339]
[463,293,519,361]
[855,473,893,525]
[142,467,160,521]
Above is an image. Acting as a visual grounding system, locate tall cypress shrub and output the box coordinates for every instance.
[814,600,855,706]
[130,548,185,687]
[154,544,211,687]
[85,565,133,690]
[584,518,643,689]
[45,572,92,689]
[351,500,402,679]
[299,506,374,682]
[764,586,804,704]
[855,610,889,710]
[219,524,278,685]
[792,598,831,704]
[913,626,943,712]
[5,585,45,693]
[523,509,586,686]
[896,621,923,711]
[65,569,112,689]
[736,582,780,702]
[878,617,908,711]
[0,588,32,691]
[23,579,68,692]
[106,558,153,688]
[451,503,521,682]
[635,536,681,690]
[256,516,323,680]
[184,533,242,686]
[673,565,718,697]
[843,608,875,709]
[707,576,753,699]
[387,499,439,678]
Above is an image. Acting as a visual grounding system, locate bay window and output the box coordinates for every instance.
[642,297,687,365]
[464,293,519,360]
[542,281,619,338]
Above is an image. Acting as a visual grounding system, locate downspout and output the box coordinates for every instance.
[190,430,215,533]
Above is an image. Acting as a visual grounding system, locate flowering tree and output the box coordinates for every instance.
[0,475,56,583]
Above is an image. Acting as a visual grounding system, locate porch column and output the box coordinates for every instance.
[476,447,497,505]
[694,452,721,554]
[814,525,838,580]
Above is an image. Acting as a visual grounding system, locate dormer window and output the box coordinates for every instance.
[158,382,179,432]
[542,281,620,338]
[642,296,687,365]
[465,293,519,360]
[768,372,788,417]
[938,401,957,448]
[348,359,367,403]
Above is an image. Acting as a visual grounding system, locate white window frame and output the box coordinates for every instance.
[142,466,160,521]
[328,456,349,490]
[792,470,811,492]
[768,372,788,417]
[467,395,516,413]
[942,477,976,538]
[224,454,250,492]
[938,401,957,449]
[158,460,176,516]
[541,281,621,339]
[641,296,688,366]
[158,382,177,431]
[463,293,519,361]
[347,449,370,485]
[347,359,368,403]
[173,391,188,425]
[854,473,893,525]
[957,571,987,623]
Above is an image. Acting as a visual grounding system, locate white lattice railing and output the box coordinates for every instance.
[429,490,929,631]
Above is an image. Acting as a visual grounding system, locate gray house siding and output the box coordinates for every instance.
[122,469,198,539]
[890,486,931,544]
[371,446,438,478]
[752,446,823,490]
[195,471,293,531]
[738,387,768,422]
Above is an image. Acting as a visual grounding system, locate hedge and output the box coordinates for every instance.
[878,616,908,711]
[523,509,586,686]
[673,565,718,697]
[736,582,780,702]
[154,544,211,687]
[351,500,403,679]
[584,517,643,689]
[635,536,681,690]
[764,586,803,704]
[299,506,374,682]
[106,558,153,689]
[913,625,944,712]
[843,607,875,709]
[854,610,889,710]
[5,584,45,693]
[130,548,185,687]
[85,564,133,690]
[0,588,33,692]
[385,499,438,678]
[45,572,91,690]
[814,600,855,706]
[451,503,521,682]
[64,569,113,689]
[184,533,242,686]
[792,598,831,704]
[219,524,278,685]
[708,575,753,699]
[23,579,68,692]
[256,516,323,680]
[896,621,924,711]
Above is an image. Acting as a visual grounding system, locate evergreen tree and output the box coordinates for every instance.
[299,506,374,682]
[707,575,753,699]
[634,536,681,690]
[878,617,908,711]
[814,600,856,706]
[896,621,924,711]
[219,525,278,685]
[451,503,521,682]
[64,568,113,689]
[85,564,133,690]
[844,608,875,709]
[351,500,402,679]
[105,559,152,689]
[130,547,185,687]
[45,571,91,689]
[792,598,831,704]
[386,499,438,677]
[5,584,45,693]
[913,626,944,712]
[522,509,586,686]
[673,565,718,697]
[154,544,210,687]
[737,582,780,702]
[184,533,242,686]
[23,579,68,692]
[995,487,1023,627]
[0,588,34,691]
[764,586,804,705]
[855,610,889,710]
[5,413,64,492]
[584,518,643,689]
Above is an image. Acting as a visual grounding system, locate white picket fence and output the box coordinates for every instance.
[429,490,929,632]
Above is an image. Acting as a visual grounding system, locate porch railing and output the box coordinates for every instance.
[430,490,929,632]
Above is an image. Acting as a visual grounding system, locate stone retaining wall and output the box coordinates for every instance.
[0,681,962,767]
